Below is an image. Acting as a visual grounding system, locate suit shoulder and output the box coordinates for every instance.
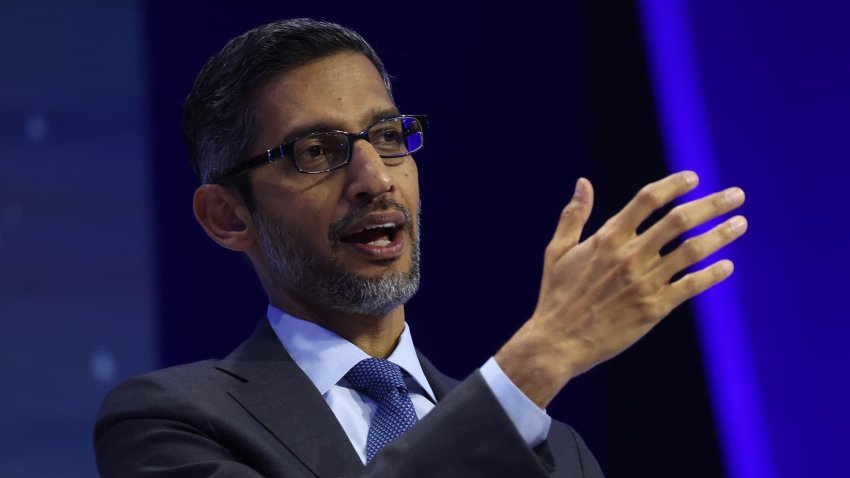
[102,359,228,399]
[94,359,237,433]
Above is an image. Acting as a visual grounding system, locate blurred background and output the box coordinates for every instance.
[1,0,847,476]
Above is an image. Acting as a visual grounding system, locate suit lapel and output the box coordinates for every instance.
[416,351,460,401]
[215,319,363,477]
[214,319,462,477]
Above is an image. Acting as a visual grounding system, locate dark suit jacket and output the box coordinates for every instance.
[94,319,604,477]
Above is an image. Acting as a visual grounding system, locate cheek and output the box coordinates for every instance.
[291,196,337,241]
[400,161,420,196]
[250,170,340,248]
[404,171,420,216]
[298,206,324,228]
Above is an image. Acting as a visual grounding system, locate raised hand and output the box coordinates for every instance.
[495,171,747,408]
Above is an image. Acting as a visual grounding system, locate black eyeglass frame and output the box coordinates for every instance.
[217,114,428,182]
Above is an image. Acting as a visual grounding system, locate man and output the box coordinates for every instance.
[95,18,747,477]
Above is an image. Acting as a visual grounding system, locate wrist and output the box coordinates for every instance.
[494,321,580,408]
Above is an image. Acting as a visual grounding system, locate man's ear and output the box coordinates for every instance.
[193,184,254,252]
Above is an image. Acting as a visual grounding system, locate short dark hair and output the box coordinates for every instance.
[182,18,393,189]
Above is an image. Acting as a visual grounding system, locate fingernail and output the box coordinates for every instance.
[683,171,698,186]
[722,260,734,274]
[725,187,744,204]
[573,178,585,200]
[730,216,747,233]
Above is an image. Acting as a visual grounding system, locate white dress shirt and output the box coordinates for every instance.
[267,305,550,464]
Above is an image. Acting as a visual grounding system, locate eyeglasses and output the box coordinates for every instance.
[219,114,428,181]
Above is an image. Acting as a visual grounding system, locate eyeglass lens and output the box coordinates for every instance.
[292,117,423,172]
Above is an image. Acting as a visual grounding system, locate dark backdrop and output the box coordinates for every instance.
[147,1,721,477]
[2,1,846,477]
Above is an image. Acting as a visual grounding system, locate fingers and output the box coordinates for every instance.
[547,178,594,257]
[606,171,699,237]
[666,259,735,308]
[651,215,747,284]
[638,187,745,254]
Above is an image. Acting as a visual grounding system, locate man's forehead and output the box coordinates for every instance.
[254,52,396,144]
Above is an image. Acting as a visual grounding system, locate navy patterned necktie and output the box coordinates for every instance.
[345,357,420,462]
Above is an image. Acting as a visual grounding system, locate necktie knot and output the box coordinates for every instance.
[345,358,408,401]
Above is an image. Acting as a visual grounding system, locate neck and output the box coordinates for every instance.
[271,290,406,359]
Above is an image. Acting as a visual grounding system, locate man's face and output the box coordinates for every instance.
[247,52,421,317]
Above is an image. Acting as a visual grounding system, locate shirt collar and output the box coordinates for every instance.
[267,305,436,402]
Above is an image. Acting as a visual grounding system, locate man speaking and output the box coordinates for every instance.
[94,18,747,477]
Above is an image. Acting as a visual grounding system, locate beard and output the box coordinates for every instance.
[253,197,420,317]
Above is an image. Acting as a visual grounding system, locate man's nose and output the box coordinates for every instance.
[343,139,394,203]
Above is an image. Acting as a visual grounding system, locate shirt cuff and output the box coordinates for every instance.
[479,356,552,448]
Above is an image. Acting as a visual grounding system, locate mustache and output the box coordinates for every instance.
[328,197,414,241]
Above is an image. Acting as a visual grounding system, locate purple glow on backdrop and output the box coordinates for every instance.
[637,2,774,478]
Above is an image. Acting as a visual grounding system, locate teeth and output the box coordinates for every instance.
[368,239,392,247]
[364,222,396,231]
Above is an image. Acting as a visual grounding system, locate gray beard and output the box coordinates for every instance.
[253,199,420,317]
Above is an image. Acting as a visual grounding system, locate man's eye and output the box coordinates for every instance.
[305,145,325,157]
[295,142,326,158]
[294,142,332,169]
[373,128,402,144]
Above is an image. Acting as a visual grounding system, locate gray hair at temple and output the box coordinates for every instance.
[182,18,393,191]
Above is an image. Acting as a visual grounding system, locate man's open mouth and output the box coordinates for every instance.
[332,203,411,260]
[340,222,402,247]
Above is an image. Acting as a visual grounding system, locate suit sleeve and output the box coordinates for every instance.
[364,371,603,478]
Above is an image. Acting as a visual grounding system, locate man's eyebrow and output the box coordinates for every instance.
[281,121,340,144]
[279,107,401,144]
[366,107,401,125]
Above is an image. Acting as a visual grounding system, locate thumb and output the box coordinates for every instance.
[548,178,594,256]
